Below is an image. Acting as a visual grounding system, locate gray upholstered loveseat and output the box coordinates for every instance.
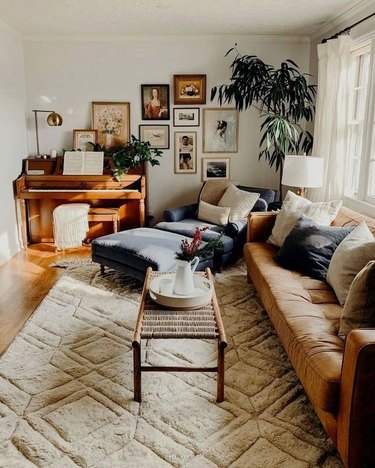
[91,181,277,280]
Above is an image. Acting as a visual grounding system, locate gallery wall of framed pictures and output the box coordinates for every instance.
[71,73,239,184]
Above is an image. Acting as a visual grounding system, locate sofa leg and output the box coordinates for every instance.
[100,265,105,275]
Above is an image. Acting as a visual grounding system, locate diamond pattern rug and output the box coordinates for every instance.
[0,261,342,467]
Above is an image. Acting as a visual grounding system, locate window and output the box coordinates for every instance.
[345,38,375,207]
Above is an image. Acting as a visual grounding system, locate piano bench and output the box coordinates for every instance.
[88,208,120,233]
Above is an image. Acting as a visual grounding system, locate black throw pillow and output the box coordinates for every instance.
[276,216,353,281]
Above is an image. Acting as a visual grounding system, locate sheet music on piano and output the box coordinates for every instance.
[63,151,104,175]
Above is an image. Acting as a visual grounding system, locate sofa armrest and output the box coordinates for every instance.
[163,203,198,222]
[253,198,268,212]
[337,329,375,467]
[246,212,278,243]
[224,218,247,238]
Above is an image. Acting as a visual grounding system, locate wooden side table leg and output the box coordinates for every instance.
[217,342,225,403]
[19,199,28,250]
[133,342,142,402]
[113,216,118,233]
[139,198,145,227]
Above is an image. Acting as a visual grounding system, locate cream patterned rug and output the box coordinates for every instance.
[0,261,342,467]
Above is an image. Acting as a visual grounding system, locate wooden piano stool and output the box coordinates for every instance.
[88,207,120,233]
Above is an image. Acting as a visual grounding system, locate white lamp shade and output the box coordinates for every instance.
[282,155,324,188]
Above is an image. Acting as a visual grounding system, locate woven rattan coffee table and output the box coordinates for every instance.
[132,267,227,403]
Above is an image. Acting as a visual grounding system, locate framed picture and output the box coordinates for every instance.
[203,108,239,153]
[174,131,197,174]
[139,125,170,149]
[173,75,206,105]
[173,107,200,127]
[73,129,98,151]
[141,84,170,120]
[202,158,230,181]
[92,102,130,150]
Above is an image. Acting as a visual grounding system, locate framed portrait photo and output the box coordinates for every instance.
[92,102,130,150]
[203,108,239,153]
[202,157,231,181]
[174,131,197,174]
[173,107,200,127]
[73,129,98,151]
[174,75,206,105]
[141,84,170,120]
[139,125,170,149]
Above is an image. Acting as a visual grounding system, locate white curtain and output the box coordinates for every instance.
[310,35,353,202]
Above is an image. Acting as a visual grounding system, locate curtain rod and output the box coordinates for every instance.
[322,11,375,43]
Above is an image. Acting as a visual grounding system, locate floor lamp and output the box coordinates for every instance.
[32,110,63,157]
[282,155,324,197]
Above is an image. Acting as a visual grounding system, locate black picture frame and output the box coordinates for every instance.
[141,84,170,120]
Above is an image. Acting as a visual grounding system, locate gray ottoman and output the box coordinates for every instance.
[91,228,213,281]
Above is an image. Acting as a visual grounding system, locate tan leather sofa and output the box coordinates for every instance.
[244,207,375,467]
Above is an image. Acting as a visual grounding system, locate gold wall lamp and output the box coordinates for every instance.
[32,109,63,157]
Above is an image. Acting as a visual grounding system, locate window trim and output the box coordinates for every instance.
[345,37,375,206]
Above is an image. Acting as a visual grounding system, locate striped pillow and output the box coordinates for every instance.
[198,201,230,226]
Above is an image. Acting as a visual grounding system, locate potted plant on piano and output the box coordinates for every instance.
[111,135,163,181]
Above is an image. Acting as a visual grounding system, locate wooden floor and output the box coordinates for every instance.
[0,244,91,356]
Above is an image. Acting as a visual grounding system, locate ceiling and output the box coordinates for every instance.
[0,0,368,38]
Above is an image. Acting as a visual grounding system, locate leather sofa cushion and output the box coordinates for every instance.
[244,242,344,412]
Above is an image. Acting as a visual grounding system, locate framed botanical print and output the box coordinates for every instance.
[174,75,206,105]
[202,157,230,181]
[92,102,130,150]
[141,84,170,120]
[173,107,200,127]
[73,129,98,151]
[203,108,239,153]
[139,125,170,149]
[174,131,197,174]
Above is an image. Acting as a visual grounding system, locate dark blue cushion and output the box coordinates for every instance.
[276,216,353,281]
[236,186,277,207]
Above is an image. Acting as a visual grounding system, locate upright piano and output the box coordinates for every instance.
[15,156,146,248]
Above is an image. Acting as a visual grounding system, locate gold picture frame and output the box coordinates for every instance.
[203,108,239,153]
[73,129,98,151]
[173,74,206,105]
[174,131,197,174]
[92,101,130,150]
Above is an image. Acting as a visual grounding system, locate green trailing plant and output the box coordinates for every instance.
[111,135,163,181]
[211,44,317,198]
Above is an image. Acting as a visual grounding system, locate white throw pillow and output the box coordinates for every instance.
[198,200,230,226]
[268,191,343,247]
[327,222,375,306]
[218,184,260,222]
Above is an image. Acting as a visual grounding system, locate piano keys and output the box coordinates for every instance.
[15,156,146,248]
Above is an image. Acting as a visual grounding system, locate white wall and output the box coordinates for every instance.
[309,2,375,84]
[24,35,310,220]
[0,21,28,266]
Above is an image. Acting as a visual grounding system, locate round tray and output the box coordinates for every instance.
[149,274,213,309]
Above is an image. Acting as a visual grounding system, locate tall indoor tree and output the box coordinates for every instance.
[211,45,317,199]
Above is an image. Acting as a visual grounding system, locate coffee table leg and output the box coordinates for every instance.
[217,342,225,403]
[133,342,141,402]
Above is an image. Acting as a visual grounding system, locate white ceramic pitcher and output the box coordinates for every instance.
[173,257,199,296]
